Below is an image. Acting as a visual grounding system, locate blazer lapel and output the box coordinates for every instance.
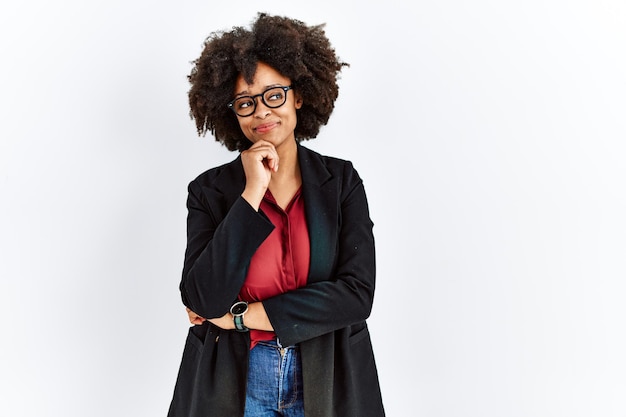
[298,145,338,284]
[212,156,247,210]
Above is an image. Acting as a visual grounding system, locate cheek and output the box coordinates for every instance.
[236,119,257,142]
[237,118,252,131]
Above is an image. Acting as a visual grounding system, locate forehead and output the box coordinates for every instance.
[234,62,291,94]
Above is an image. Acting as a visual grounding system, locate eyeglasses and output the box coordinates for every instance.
[227,86,292,117]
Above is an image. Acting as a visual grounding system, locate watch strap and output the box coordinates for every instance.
[233,314,248,332]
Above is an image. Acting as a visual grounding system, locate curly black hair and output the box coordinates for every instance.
[188,13,349,151]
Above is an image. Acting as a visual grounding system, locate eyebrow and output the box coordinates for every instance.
[234,84,283,97]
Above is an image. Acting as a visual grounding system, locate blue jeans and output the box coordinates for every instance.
[244,339,305,417]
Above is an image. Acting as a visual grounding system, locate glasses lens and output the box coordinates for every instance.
[263,87,287,108]
[233,97,255,117]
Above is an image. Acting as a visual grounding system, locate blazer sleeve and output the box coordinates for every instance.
[262,161,377,346]
[179,179,275,319]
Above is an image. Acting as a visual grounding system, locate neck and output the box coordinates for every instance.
[272,139,300,181]
[268,139,302,209]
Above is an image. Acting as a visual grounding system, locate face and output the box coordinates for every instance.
[232,62,302,149]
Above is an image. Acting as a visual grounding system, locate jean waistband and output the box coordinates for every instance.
[256,338,298,350]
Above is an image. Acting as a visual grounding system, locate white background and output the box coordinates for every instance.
[1,1,625,416]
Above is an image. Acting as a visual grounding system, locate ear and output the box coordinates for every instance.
[295,94,303,109]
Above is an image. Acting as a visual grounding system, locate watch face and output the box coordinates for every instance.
[231,302,248,315]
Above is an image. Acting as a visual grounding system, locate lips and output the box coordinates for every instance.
[254,121,279,134]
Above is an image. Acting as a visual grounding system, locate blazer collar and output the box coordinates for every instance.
[211,155,246,209]
[297,144,333,187]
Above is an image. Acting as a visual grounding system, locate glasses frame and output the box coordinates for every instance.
[227,86,293,117]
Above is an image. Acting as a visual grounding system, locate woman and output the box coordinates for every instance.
[168,13,385,417]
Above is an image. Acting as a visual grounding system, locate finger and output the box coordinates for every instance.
[263,156,279,172]
[249,141,278,161]
[244,149,279,175]
[262,149,279,172]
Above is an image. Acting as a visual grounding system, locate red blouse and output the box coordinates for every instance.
[238,188,310,348]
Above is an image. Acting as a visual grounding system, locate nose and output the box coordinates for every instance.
[253,97,271,119]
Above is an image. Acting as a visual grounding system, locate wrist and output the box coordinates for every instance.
[245,302,274,332]
[241,185,267,210]
[230,301,249,332]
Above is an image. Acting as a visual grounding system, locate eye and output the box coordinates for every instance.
[236,98,254,110]
[265,89,285,102]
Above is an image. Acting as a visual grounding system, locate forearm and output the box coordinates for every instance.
[181,195,274,317]
[263,272,375,346]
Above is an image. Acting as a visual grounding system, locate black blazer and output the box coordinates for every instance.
[168,145,385,417]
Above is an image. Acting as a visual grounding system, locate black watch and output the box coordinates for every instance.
[230,301,249,332]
